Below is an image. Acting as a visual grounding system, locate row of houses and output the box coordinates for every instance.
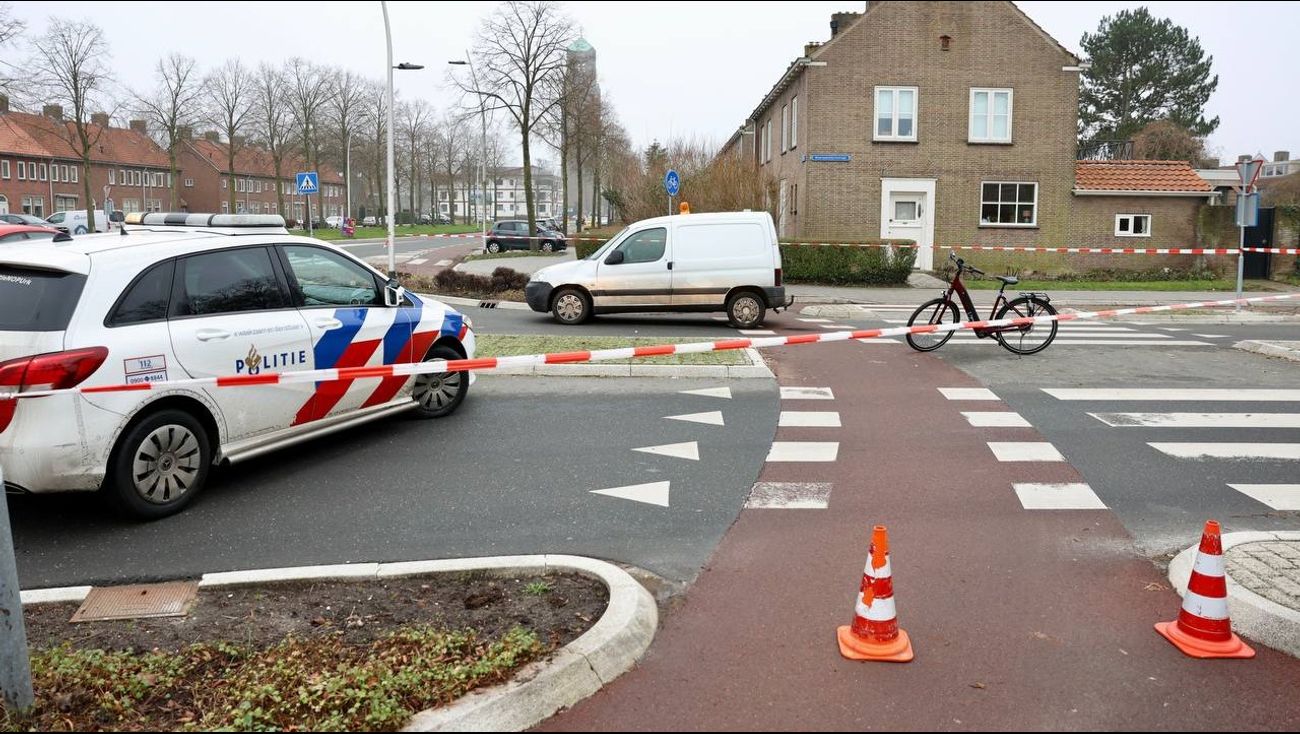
[721,1,1294,277]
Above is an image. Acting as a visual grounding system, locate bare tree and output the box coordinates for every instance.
[438,112,467,225]
[0,2,26,94]
[252,63,293,217]
[361,80,389,221]
[400,99,431,224]
[203,59,254,213]
[328,69,368,220]
[135,53,202,209]
[459,0,575,249]
[27,19,116,231]
[287,60,332,224]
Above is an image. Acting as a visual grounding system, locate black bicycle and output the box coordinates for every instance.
[906,253,1058,355]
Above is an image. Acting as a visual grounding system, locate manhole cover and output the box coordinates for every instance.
[70,581,199,623]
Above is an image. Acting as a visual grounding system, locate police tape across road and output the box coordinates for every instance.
[4,293,1298,401]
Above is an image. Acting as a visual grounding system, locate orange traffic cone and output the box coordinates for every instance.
[1155,520,1255,659]
[837,525,914,662]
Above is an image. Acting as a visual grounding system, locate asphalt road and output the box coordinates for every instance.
[9,376,776,589]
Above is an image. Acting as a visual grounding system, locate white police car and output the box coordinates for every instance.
[0,213,475,518]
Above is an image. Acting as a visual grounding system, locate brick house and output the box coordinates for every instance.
[0,96,170,221]
[721,1,1214,272]
[177,131,346,222]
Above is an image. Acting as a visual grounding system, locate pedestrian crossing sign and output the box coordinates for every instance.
[295,172,319,195]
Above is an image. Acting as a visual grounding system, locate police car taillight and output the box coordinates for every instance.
[0,347,108,431]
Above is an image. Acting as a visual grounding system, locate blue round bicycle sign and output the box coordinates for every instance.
[664,169,680,197]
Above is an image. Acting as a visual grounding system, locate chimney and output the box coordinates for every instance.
[91,112,110,127]
[128,119,147,133]
[830,11,861,38]
[42,104,64,121]
[204,130,220,142]
[1275,150,1291,163]
[178,125,192,141]
[804,42,822,57]
[0,95,8,114]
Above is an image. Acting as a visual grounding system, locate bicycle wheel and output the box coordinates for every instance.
[994,296,1058,355]
[905,298,960,352]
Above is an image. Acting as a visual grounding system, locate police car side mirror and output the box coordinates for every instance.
[384,278,405,307]
[605,250,625,266]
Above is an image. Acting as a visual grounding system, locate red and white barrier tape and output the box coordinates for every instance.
[1240,247,1300,255]
[4,293,1297,401]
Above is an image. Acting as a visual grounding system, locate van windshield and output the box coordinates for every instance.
[0,266,87,331]
[46,212,65,224]
[585,227,629,260]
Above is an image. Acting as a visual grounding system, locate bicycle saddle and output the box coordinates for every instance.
[997,275,1020,286]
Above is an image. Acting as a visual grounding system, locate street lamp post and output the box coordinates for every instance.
[449,57,490,245]
[381,0,423,279]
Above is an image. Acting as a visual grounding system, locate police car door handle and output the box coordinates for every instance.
[313,317,344,330]
[195,328,232,342]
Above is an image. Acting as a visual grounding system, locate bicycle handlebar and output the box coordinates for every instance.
[948,251,984,276]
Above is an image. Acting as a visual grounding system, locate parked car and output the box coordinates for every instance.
[46,209,110,234]
[484,220,566,254]
[0,211,476,519]
[325,216,345,228]
[0,213,54,227]
[525,211,790,328]
[362,216,378,226]
[434,214,452,225]
[0,224,61,244]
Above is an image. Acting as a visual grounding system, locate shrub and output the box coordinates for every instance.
[779,240,916,286]
[432,267,530,300]
[490,266,529,292]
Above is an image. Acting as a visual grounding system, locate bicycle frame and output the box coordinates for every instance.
[944,268,1016,338]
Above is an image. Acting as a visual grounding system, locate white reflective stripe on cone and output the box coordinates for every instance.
[861,557,892,579]
[1192,551,1227,578]
[1181,590,1230,620]
[855,594,898,622]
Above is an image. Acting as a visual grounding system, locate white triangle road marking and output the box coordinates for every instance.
[665,411,725,426]
[633,441,700,460]
[679,387,732,399]
[590,481,671,508]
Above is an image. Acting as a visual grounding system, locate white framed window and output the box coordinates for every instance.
[69,166,77,183]
[969,89,1013,143]
[781,104,789,153]
[108,168,115,185]
[222,178,228,189]
[49,165,59,183]
[874,86,917,141]
[37,163,47,181]
[121,198,140,213]
[185,178,194,187]
[1115,214,1151,237]
[133,170,141,186]
[0,160,8,179]
[979,181,1037,226]
[16,161,25,180]
[221,201,229,213]
[155,172,165,187]
[62,164,70,181]
[54,194,77,212]
[22,195,44,217]
[791,96,798,150]
[765,119,773,161]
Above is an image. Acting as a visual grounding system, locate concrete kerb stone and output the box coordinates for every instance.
[478,347,774,380]
[1167,531,1300,659]
[1234,340,1300,363]
[19,555,658,732]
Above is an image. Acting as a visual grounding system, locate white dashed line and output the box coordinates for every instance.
[745,482,833,509]
[406,258,428,265]
[1192,334,1229,339]
[987,442,1066,462]
[798,318,833,323]
[856,338,903,344]
[766,442,840,462]
[739,329,776,336]
[434,259,453,267]
[664,411,725,426]
[1013,483,1107,510]
[1148,443,1300,460]
[778,411,842,427]
[939,387,999,401]
[780,387,835,400]
[962,412,1032,428]
[632,441,700,460]
[679,387,732,399]
[1090,413,1300,429]
[1044,388,1300,402]
[1227,484,1300,510]
[590,481,671,507]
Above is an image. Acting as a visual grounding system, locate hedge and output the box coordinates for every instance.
[779,239,916,286]
[574,235,916,286]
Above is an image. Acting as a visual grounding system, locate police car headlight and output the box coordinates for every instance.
[463,316,474,331]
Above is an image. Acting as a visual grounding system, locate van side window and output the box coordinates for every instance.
[614,228,667,264]
[109,259,176,326]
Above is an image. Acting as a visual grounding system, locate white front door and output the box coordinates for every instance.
[880,179,936,270]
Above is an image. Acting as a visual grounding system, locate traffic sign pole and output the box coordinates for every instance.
[1234,159,1265,313]
[0,466,34,713]
[664,169,680,217]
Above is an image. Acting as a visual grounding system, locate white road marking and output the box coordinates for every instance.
[746,482,833,509]
[962,411,1032,428]
[711,316,729,321]
[883,319,909,324]
[781,387,835,400]
[1227,484,1300,511]
[798,318,833,323]
[939,387,999,401]
[767,442,840,462]
[1013,483,1108,510]
[590,481,671,508]
[1160,327,1188,332]
[406,258,428,265]
[1149,443,1300,460]
[856,338,903,344]
[944,339,1212,346]
[1045,389,1300,402]
[987,442,1066,462]
[434,259,453,267]
[778,411,842,427]
[679,387,732,399]
[1090,413,1300,429]
[1192,334,1229,339]
[739,329,776,336]
[820,324,854,329]
[664,411,725,426]
[633,441,700,461]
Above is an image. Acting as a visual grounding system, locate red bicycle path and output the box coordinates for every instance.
[540,338,1300,731]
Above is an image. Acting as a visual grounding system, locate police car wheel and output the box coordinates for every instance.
[108,409,211,519]
[411,344,468,419]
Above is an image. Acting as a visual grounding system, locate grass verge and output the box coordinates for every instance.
[476,334,750,366]
[1,626,541,732]
[313,225,480,241]
[962,278,1270,292]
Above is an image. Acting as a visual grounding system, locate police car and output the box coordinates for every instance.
[0,213,475,519]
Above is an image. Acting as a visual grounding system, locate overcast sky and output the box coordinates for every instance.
[9,1,1297,166]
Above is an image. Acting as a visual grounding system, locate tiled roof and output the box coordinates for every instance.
[1075,160,1213,193]
[187,138,310,179]
[0,111,168,167]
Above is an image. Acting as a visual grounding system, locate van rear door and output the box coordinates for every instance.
[670,220,771,306]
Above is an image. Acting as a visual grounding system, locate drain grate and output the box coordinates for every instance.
[70,581,199,623]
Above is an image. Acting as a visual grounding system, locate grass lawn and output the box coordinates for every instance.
[476,334,750,366]
[312,224,481,241]
[463,251,565,263]
[962,278,1271,292]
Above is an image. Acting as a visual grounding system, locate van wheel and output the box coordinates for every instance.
[107,409,211,519]
[74,225,88,235]
[486,240,501,254]
[410,344,469,419]
[727,291,766,329]
[552,287,591,325]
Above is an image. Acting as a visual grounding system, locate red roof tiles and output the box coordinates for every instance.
[0,110,168,167]
[187,138,310,178]
[1075,160,1212,194]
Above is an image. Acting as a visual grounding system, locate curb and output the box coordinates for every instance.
[1167,531,1300,659]
[418,293,532,312]
[1233,340,1300,362]
[21,555,657,732]
[480,347,774,380]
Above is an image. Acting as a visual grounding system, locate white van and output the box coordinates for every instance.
[525,211,790,328]
[47,209,111,234]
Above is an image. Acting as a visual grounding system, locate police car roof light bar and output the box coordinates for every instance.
[124,212,287,228]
